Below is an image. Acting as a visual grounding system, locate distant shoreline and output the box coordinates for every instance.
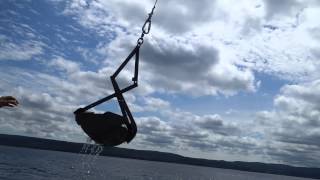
[0,134,319,179]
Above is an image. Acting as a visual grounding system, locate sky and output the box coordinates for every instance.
[0,0,320,168]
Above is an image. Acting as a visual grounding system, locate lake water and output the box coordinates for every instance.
[0,145,316,180]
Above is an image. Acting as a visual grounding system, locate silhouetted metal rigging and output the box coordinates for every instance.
[74,0,158,146]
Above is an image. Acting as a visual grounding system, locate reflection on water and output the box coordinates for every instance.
[0,145,315,180]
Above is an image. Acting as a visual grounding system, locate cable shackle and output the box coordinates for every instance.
[137,0,158,46]
[142,19,152,34]
[137,37,144,46]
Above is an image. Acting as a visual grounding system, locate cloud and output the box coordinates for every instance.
[264,0,302,19]
[61,0,215,34]
[153,0,216,34]
[54,0,320,84]
[142,97,170,111]
[136,116,175,147]
[50,0,260,96]
[0,36,44,61]
[49,56,80,73]
[144,36,258,95]
[132,101,250,155]
[54,0,320,96]
[0,87,81,141]
[60,0,145,36]
[236,19,320,82]
[0,4,45,61]
[102,32,258,96]
[255,79,320,167]
[194,114,241,136]
[271,81,320,147]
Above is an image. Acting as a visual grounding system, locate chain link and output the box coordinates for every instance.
[137,0,158,46]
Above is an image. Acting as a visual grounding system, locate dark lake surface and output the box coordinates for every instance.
[0,145,316,180]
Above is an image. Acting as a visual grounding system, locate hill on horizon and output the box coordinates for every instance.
[0,133,319,179]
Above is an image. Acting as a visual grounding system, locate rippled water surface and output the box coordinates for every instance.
[0,145,316,180]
